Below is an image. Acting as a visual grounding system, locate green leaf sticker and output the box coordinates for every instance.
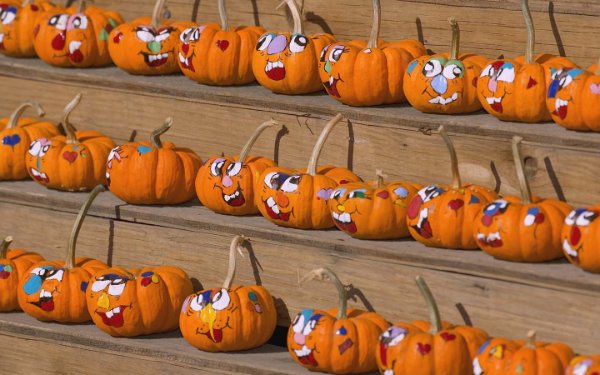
[108,18,118,28]
[4,265,12,272]
[516,363,524,373]
[99,28,109,41]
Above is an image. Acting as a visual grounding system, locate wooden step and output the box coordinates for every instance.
[0,181,598,353]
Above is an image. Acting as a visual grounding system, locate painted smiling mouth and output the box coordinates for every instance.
[563,238,580,262]
[30,168,49,183]
[477,232,503,248]
[324,76,341,98]
[197,327,224,343]
[264,197,291,221]
[429,92,458,105]
[332,211,357,233]
[223,187,245,207]
[141,51,170,67]
[178,51,195,72]
[553,98,569,120]
[413,208,433,239]
[30,289,54,312]
[294,345,318,367]
[96,305,127,327]
[265,60,285,81]
[68,41,84,63]
[486,96,504,113]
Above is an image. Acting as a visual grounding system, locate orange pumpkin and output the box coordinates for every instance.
[196,119,279,215]
[87,265,193,337]
[0,236,44,312]
[473,331,574,375]
[404,18,487,114]
[252,0,335,94]
[474,136,571,262]
[107,117,202,205]
[25,94,115,191]
[561,205,600,272]
[0,0,58,57]
[17,185,109,322]
[33,0,123,67]
[328,170,421,239]
[566,355,600,375]
[318,0,426,106]
[288,267,389,374]
[377,276,490,375]
[109,0,195,75]
[0,101,59,181]
[177,0,263,85]
[406,126,497,249]
[256,114,360,229]
[477,0,576,123]
[180,235,277,352]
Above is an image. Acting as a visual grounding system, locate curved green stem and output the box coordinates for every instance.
[218,0,228,31]
[526,330,536,349]
[367,0,381,49]
[376,169,386,188]
[7,102,45,129]
[66,185,106,269]
[522,0,535,63]
[62,93,82,144]
[512,136,533,204]
[223,235,249,289]
[415,276,443,335]
[449,18,460,60]
[239,120,278,163]
[307,113,344,176]
[0,236,13,259]
[150,117,173,149]
[301,267,347,319]
[151,0,167,29]
[437,125,461,189]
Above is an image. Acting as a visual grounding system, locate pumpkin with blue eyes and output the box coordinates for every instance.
[257,114,360,229]
[180,236,277,351]
[561,205,600,272]
[17,185,109,323]
[196,120,279,215]
[252,0,335,94]
[328,170,420,239]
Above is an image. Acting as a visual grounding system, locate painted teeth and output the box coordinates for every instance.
[39,289,52,298]
[563,239,578,257]
[149,53,169,62]
[486,96,502,104]
[265,60,284,72]
[30,168,47,178]
[266,197,280,214]
[178,52,185,63]
[478,232,501,242]
[333,211,352,223]
[106,310,114,318]
[69,41,81,54]
[224,190,241,201]
[114,306,121,314]
[555,98,568,109]
[0,34,4,43]
[429,92,459,105]
[384,370,395,375]
[329,76,334,85]
[294,345,311,357]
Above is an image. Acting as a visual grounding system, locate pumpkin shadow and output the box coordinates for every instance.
[241,240,263,286]
[250,0,260,26]
[455,303,473,326]
[268,297,291,347]
[305,12,334,35]
[274,125,289,164]
[191,0,201,22]
[544,157,567,202]
[347,120,355,171]
[490,161,502,194]
[346,284,375,312]
[548,2,567,57]
[106,219,115,266]
[190,277,203,292]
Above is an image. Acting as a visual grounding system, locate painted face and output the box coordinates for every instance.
[181,288,235,343]
[547,68,585,120]
[255,32,310,81]
[178,26,202,72]
[0,5,17,50]
[415,57,465,105]
[128,25,175,67]
[406,185,445,239]
[88,273,134,327]
[22,265,65,312]
[562,209,599,263]
[379,326,408,372]
[260,171,302,222]
[478,61,516,113]
[105,145,125,187]
[206,158,248,207]
[319,44,349,98]
[476,199,509,248]
[27,138,51,183]
[289,309,323,367]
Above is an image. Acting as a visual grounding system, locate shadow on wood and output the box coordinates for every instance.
[455,303,473,327]
[274,124,289,164]
[305,12,334,35]
[549,2,567,57]
[346,284,376,312]
[544,156,567,202]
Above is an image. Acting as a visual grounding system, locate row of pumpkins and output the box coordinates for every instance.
[1,0,600,131]
[1,95,599,272]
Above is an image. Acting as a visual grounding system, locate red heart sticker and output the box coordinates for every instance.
[417,343,431,355]
[62,151,78,163]
[441,332,456,341]
[216,40,229,51]
[448,199,464,211]
[377,191,389,199]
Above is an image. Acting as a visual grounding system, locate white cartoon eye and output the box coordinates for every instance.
[91,279,110,292]
[30,267,47,276]
[263,172,279,189]
[473,358,483,375]
[559,75,573,89]
[136,27,155,42]
[576,211,596,227]
[292,313,305,333]
[40,144,50,157]
[210,159,225,177]
[155,28,171,42]
[71,15,88,30]
[348,189,367,199]
[226,162,242,177]
[319,45,329,62]
[443,63,463,79]
[28,140,42,156]
[46,269,64,281]
[328,46,344,62]
[190,294,203,311]
[331,188,345,200]
[108,279,127,296]
[423,59,443,78]
[281,175,301,193]
[256,34,273,51]
[480,64,492,78]
[497,67,515,83]
[289,33,308,53]
[551,69,562,80]
[211,289,230,311]
[49,14,68,30]
[1,8,16,25]
[564,210,577,226]
[180,27,199,43]
[302,318,317,335]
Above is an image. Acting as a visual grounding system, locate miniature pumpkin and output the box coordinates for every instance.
[106,117,202,205]
[109,0,194,75]
[473,331,574,375]
[87,265,193,337]
[196,119,279,215]
[25,94,115,191]
[566,355,600,375]
[477,0,576,123]
[561,205,600,272]
[318,0,426,106]
[328,170,421,239]
[0,101,59,181]
[406,126,497,249]
[0,236,44,312]
[180,235,277,352]
[474,136,571,262]
[17,185,109,322]
[377,276,490,375]
[257,113,360,229]
[0,0,58,57]
[288,267,389,374]
[178,0,263,85]
[33,0,123,68]
[404,18,487,114]
[252,0,335,94]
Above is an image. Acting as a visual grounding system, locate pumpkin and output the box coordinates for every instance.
[0,236,44,312]
[477,0,576,123]
[0,101,59,181]
[108,0,195,75]
[196,119,279,215]
[33,0,123,68]
[17,185,109,322]
[288,267,389,374]
[406,126,498,249]
[177,0,263,85]
[404,18,487,114]
[252,0,335,94]
[86,265,193,337]
[318,0,426,106]
[566,355,600,375]
[328,169,421,239]
[561,205,600,272]
[25,93,116,191]
[474,136,572,262]
[256,113,360,229]
[377,276,490,375]
[0,0,58,57]
[106,117,202,205]
[473,331,574,375]
[180,235,277,352]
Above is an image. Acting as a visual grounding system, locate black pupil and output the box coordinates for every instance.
[293,36,306,47]
[257,36,268,50]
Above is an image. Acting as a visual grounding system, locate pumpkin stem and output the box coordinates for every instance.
[512,136,533,204]
[22,0,34,7]
[6,102,45,129]
[367,0,381,49]
[218,0,229,31]
[522,0,535,64]
[0,236,13,259]
[449,18,460,60]
[525,330,537,349]
[415,276,443,334]
[150,117,173,149]
[222,235,249,289]
[437,125,461,189]
[277,0,303,35]
[307,113,344,176]
[151,0,167,29]
[66,185,106,270]
[61,93,82,145]
[76,0,87,13]
[239,119,279,163]
[376,169,386,188]
[300,267,348,319]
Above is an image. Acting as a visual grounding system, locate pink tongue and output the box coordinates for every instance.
[70,49,84,63]
[52,32,66,50]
